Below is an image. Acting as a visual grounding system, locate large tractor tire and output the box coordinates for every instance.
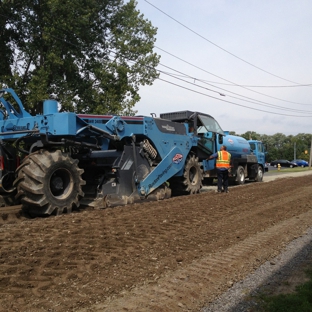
[182,154,203,194]
[14,150,85,217]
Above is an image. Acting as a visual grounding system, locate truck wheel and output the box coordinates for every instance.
[235,165,245,185]
[183,154,203,194]
[255,165,263,182]
[14,150,85,217]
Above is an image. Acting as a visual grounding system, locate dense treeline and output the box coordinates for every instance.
[231,131,312,162]
[0,0,159,115]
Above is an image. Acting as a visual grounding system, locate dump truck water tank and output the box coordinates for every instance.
[222,135,252,158]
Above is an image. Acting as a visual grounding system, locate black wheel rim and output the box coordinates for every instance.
[50,168,73,198]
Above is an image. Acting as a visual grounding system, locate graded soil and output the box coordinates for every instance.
[0,172,312,311]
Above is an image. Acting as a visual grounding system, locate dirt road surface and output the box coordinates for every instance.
[0,170,312,311]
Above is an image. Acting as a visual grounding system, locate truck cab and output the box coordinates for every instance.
[248,139,267,171]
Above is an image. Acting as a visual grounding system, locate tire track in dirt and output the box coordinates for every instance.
[0,174,311,311]
[92,210,312,312]
[0,205,23,225]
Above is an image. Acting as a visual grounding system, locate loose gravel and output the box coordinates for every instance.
[201,225,312,312]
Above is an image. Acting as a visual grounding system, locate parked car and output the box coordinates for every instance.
[270,159,298,168]
[291,159,309,167]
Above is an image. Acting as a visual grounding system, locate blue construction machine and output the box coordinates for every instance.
[0,88,266,217]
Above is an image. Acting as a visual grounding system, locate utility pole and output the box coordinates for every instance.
[294,142,296,160]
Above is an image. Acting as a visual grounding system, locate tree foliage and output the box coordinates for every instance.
[0,0,159,115]
[239,131,312,162]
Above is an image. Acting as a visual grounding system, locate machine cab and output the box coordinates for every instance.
[159,110,224,165]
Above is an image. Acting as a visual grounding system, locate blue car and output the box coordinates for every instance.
[291,159,309,167]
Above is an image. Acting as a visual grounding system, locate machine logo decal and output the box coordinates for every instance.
[148,163,173,189]
[173,153,183,164]
[227,138,234,145]
[162,124,175,131]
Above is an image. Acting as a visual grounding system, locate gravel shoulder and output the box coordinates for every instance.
[202,169,312,312]
[202,227,312,312]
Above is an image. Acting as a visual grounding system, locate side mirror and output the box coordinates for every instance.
[218,134,223,144]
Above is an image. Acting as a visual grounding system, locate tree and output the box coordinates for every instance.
[0,0,159,115]
[0,2,14,77]
[240,131,262,141]
[292,133,312,161]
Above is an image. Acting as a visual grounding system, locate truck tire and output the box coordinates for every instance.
[235,165,245,185]
[14,150,85,217]
[183,154,203,194]
[255,165,263,182]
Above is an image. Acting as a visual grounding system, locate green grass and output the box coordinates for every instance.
[267,167,311,174]
[255,268,312,312]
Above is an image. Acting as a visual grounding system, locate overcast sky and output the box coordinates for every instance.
[134,0,312,135]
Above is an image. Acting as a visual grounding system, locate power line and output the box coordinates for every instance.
[155,46,312,106]
[109,49,312,115]
[163,74,312,88]
[144,0,307,85]
[158,69,312,114]
[157,78,312,117]
[200,82,312,88]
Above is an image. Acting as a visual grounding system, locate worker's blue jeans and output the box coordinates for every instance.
[217,169,229,192]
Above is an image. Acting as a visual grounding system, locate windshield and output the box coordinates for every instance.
[249,143,256,151]
[197,114,224,135]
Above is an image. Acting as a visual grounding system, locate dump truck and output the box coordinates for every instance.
[0,88,266,217]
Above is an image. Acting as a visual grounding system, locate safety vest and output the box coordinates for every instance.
[216,151,231,168]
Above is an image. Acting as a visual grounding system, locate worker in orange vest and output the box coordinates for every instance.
[209,145,231,193]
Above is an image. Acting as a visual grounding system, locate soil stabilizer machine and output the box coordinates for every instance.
[0,88,265,217]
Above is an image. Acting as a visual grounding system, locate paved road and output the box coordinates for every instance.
[264,168,312,182]
[201,169,312,192]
